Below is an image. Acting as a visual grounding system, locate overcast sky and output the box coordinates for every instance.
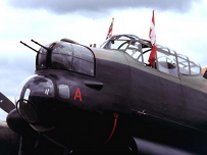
[0,0,207,108]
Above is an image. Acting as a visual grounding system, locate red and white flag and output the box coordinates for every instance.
[148,10,157,66]
[106,18,114,40]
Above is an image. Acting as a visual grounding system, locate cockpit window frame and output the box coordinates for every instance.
[101,34,201,77]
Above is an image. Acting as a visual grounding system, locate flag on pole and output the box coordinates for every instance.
[148,10,157,67]
[106,18,114,40]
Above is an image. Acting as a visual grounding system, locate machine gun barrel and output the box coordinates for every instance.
[31,39,49,51]
[20,41,39,53]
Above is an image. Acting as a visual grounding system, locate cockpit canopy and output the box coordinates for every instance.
[36,41,95,76]
[101,34,201,77]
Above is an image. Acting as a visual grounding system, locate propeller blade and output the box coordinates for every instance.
[0,92,15,113]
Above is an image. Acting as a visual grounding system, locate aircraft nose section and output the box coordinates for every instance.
[16,75,55,126]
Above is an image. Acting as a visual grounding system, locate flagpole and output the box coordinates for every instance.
[148,10,157,67]
[106,18,114,40]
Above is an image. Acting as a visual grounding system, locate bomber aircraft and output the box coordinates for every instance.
[0,34,207,155]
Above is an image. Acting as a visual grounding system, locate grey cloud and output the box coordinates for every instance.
[8,0,201,14]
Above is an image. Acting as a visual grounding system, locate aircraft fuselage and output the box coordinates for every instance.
[7,37,207,155]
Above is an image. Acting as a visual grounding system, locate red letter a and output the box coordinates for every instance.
[73,88,83,102]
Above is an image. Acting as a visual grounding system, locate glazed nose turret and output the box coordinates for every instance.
[16,75,56,131]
